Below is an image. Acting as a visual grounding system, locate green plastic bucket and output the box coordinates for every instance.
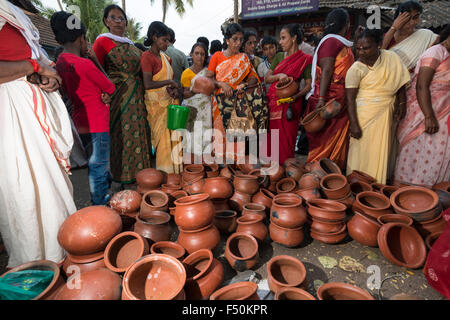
[167,104,190,130]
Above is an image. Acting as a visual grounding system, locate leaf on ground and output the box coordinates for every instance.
[318,256,338,269]
[338,256,365,273]
[365,249,379,261]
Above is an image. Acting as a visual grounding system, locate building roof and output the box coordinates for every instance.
[22,9,59,48]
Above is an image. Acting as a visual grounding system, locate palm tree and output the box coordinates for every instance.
[126,18,142,42]
[31,0,56,18]
[122,0,126,14]
[149,0,194,23]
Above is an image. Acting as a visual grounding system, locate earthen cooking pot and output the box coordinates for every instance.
[133,211,171,244]
[350,181,373,196]
[174,193,214,230]
[316,158,342,175]
[347,211,382,247]
[306,199,347,222]
[234,175,260,195]
[161,184,181,195]
[213,210,238,234]
[301,110,326,133]
[320,174,350,200]
[346,170,376,185]
[317,282,374,300]
[109,190,142,214]
[269,222,304,248]
[353,191,393,219]
[140,190,169,217]
[204,163,220,178]
[377,214,413,226]
[150,241,186,260]
[276,76,299,99]
[166,173,181,186]
[229,190,252,213]
[62,252,106,277]
[296,187,321,203]
[298,173,321,190]
[285,163,305,181]
[210,281,260,300]
[310,224,348,244]
[192,76,215,96]
[177,224,220,254]
[236,214,268,243]
[380,185,399,198]
[390,186,439,221]
[242,203,267,221]
[136,168,165,189]
[211,198,231,212]
[224,233,259,272]
[252,189,274,213]
[267,255,307,293]
[248,169,270,189]
[203,177,233,199]
[275,287,316,300]
[271,194,307,229]
[182,164,205,181]
[219,165,237,180]
[310,218,345,234]
[276,177,298,194]
[182,175,205,195]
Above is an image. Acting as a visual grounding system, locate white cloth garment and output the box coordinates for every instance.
[96,32,135,45]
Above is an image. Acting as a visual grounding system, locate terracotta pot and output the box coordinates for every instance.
[284,158,305,168]
[57,206,122,256]
[310,224,348,244]
[234,175,260,195]
[265,162,285,183]
[166,173,181,186]
[161,184,181,195]
[252,189,274,213]
[140,190,169,217]
[212,198,231,212]
[224,233,259,272]
[122,254,186,300]
[317,282,374,300]
[117,210,138,232]
[136,168,164,189]
[371,182,385,193]
[267,255,307,293]
[183,175,205,195]
[306,199,347,222]
[177,224,220,254]
[219,165,237,180]
[210,281,260,300]
[346,170,376,185]
[248,169,270,189]
[275,287,316,300]
[54,268,122,300]
[1,260,64,300]
[168,190,189,215]
[377,223,427,269]
[276,76,299,99]
[271,194,307,229]
[285,164,305,181]
[320,174,351,200]
[183,164,205,181]
[242,203,267,221]
[203,177,233,199]
[310,218,345,234]
[301,110,326,133]
[425,231,442,250]
[62,252,106,277]
[334,191,355,209]
[390,187,440,221]
[353,191,393,219]
[204,164,220,178]
[229,190,252,213]
[435,189,450,210]
[269,222,304,247]
[296,187,321,202]
[433,182,450,193]
[237,155,261,174]
[192,76,215,95]
[318,158,342,175]
[236,214,268,242]
[133,211,171,244]
[104,231,150,273]
[319,99,343,120]
[174,193,215,231]
[414,213,446,239]
[276,177,297,194]
[182,249,224,300]
[150,241,186,260]
[298,173,321,190]
[350,181,373,196]
[347,211,382,247]
[380,185,399,198]
[377,214,413,226]
[213,210,238,234]
[109,190,141,214]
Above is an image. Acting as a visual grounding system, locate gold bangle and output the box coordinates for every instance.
[399,102,406,105]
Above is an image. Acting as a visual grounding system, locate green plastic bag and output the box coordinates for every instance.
[0,270,54,300]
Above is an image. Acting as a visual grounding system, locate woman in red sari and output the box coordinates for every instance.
[305,8,355,170]
[265,24,313,165]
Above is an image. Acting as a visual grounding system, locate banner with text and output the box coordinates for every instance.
[242,0,319,20]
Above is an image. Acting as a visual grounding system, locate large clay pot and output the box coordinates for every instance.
[296,187,321,202]
[204,164,220,178]
[213,210,238,234]
[350,181,373,196]
[236,214,268,242]
[166,173,181,186]
[390,187,440,222]
[210,281,260,300]
[174,193,215,231]
[122,254,186,300]
[192,76,215,96]
[183,175,205,195]
[301,110,326,133]
[229,190,252,213]
[63,252,106,277]
[182,249,224,300]
[234,175,260,195]
[275,287,316,300]
[298,173,321,189]
[133,211,171,244]
[109,190,142,214]
[150,241,186,260]
[269,222,304,247]
[377,223,427,269]
[414,213,446,239]
[212,198,231,212]
[267,255,307,293]
[306,199,347,222]
[136,168,164,190]
[310,224,348,244]
[252,189,275,213]
[377,214,413,226]
[276,76,299,98]
[104,231,150,273]
[1,260,65,300]
[182,164,205,181]
[276,177,298,194]
[203,177,233,199]
[177,224,221,254]
[57,206,122,256]
[353,191,393,219]
[140,190,169,217]
[317,282,374,300]
[346,170,376,185]
[271,194,307,229]
[54,268,122,300]
[320,174,351,200]
[347,211,382,247]
[224,233,259,272]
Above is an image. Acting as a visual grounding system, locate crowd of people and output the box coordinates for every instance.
[0,0,449,292]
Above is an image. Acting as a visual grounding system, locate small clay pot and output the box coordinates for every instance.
[380,185,399,198]
[276,177,298,194]
[229,190,252,213]
[234,175,260,195]
[224,233,259,272]
[269,222,304,248]
[236,214,268,243]
[140,190,169,217]
[219,165,237,180]
[213,210,238,234]
[347,211,382,247]
[182,164,205,181]
[390,187,440,221]
[212,198,231,212]
[275,287,316,300]
[320,174,351,200]
[166,173,181,186]
[150,241,186,260]
[136,168,164,189]
[285,164,305,181]
[298,173,321,189]
[174,193,215,231]
[310,218,345,234]
[109,190,142,214]
[183,175,205,195]
[306,199,347,222]
[210,281,260,300]
[425,231,442,250]
[242,203,267,221]
[267,255,307,293]
[296,187,321,202]
[346,170,376,185]
[248,169,270,189]
[353,191,393,219]
[317,282,375,300]
[414,213,446,239]
[177,224,221,254]
[161,184,181,195]
[204,164,220,178]
[319,99,342,120]
[317,158,342,175]
[371,182,385,193]
[301,110,326,133]
[310,224,347,245]
[133,211,171,244]
[377,223,427,269]
[350,181,373,196]
[192,76,215,95]
[182,249,224,300]
[276,76,299,99]
[271,194,307,229]
[203,177,233,199]
[377,214,413,226]
[265,162,285,183]
[104,231,150,273]
[252,189,275,213]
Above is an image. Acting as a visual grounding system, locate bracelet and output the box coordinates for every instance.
[390,26,397,31]
[399,102,406,105]
[26,59,40,73]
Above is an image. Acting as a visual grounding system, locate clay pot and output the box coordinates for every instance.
[370,182,385,193]
[296,187,321,202]
[140,190,169,217]
[271,194,307,229]
[237,155,261,174]
[380,185,399,198]
[390,187,440,222]
[210,281,260,300]
[104,231,150,273]
[433,182,450,193]
[150,241,186,260]
[229,190,252,213]
[174,193,215,231]
[298,173,321,190]
[320,174,351,200]
[1,260,64,300]
[377,223,427,269]
[266,162,285,183]
[334,191,355,209]
[318,158,342,175]
[161,184,181,195]
[276,177,297,194]
[166,173,181,186]
[435,189,450,209]
[63,252,106,277]
[118,211,138,232]
[377,214,413,226]
[310,218,345,234]
[269,222,304,247]
[353,191,393,219]
[122,254,186,300]
[213,210,238,234]
[267,255,307,294]
[276,76,299,99]
[177,224,220,254]
[301,110,326,133]
[183,175,205,195]
[242,203,267,221]
[168,190,189,215]
[319,99,342,120]
[234,175,260,195]
[350,181,373,196]
[182,249,224,300]
[204,164,220,178]
[203,177,233,199]
[414,213,446,239]
[252,189,275,213]
[192,76,215,96]
[285,164,305,181]
[57,206,122,256]
[133,211,171,244]
[346,170,376,185]
[347,211,382,247]
[220,165,237,180]
[54,268,122,300]
[425,232,442,250]
[224,233,259,272]
[183,164,205,181]
[136,168,165,189]
[248,169,270,189]
[212,198,231,212]
[236,214,268,242]
[306,199,347,222]
[109,190,142,214]
[310,224,348,244]
[317,282,374,300]
[275,287,316,300]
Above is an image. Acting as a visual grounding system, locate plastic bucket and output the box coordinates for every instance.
[167,104,190,130]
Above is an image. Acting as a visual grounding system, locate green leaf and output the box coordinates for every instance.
[318,256,338,269]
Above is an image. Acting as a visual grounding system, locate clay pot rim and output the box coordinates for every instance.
[237,214,264,225]
[183,175,204,185]
[350,181,373,194]
[259,188,275,199]
[415,212,443,225]
[184,164,205,173]
[267,255,306,289]
[182,248,214,282]
[225,232,259,261]
[310,223,347,236]
[234,174,259,180]
[390,186,439,214]
[205,176,230,183]
[170,190,189,198]
[306,199,347,212]
[347,170,376,183]
[353,211,382,228]
[276,178,297,193]
[174,193,210,206]
[317,282,374,300]
[162,184,181,189]
[273,194,303,207]
[356,191,391,211]
[68,250,105,264]
[275,76,295,89]
[270,221,304,232]
[215,210,238,219]
[209,281,258,300]
[425,231,442,250]
[150,241,186,258]
[243,203,266,212]
[275,287,316,300]
[137,210,171,225]
[320,174,348,191]
[301,110,321,125]
[178,224,213,234]
[142,190,169,207]
[104,231,148,273]
[318,158,342,174]
[377,214,413,226]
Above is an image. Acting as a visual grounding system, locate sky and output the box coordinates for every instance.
[43,0,238,55]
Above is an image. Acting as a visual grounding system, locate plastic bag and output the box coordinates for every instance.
[0,270,54,300]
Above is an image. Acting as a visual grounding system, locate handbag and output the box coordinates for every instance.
[227,92,257,134]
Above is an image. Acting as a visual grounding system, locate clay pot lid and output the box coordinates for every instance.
[210,281,258,300]
[273,194,303,207]
[109,190,142,213]
[275,287,316,300]
[356,191,391,211]
[317,282,375,300]
[377,214,413,226]
[390,186,439,214]
[174,193,210,207]
[320,174,348,190]
[306,199,347,212]
[267,255,307,288]
[226,232,259,261]
[142,190,169,207]
[137,211,171,225]
[215,210,237,219]
[182,249,214,282]
[68,251,105,264]
[150,241,186,259]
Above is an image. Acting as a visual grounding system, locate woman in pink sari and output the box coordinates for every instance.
[394,25,450,187]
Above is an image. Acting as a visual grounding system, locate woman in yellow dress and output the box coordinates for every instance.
[345,29,411,184]
[141,21,182,173]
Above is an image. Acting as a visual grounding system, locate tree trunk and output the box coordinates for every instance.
[122,0,126,14]
[162,0,168,23]
[234,0,239,23]
[57,0,63,10]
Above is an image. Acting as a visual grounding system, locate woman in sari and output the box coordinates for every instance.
[264,24,313,165]
[394,25,450,187]
[0,0,76,267]
[142,21,183,174]
[93,5,151,188]
[346,29,410,184]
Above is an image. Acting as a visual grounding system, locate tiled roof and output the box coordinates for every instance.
[23,10,59,48]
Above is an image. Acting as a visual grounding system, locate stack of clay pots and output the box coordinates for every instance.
[230,174,260,212]
[307,199,348,244]
[320,173,354,208]
[181,164,206,195]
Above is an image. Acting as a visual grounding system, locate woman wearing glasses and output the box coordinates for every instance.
[93,5,151,190]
